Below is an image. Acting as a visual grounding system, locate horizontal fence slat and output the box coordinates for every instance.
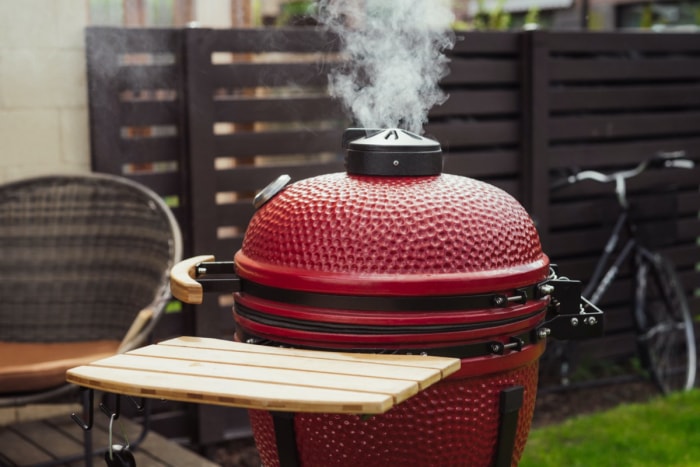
[549,227,611,257]
[199,27,341,53]
[450,32,519,54]
[548,218,700,258]
[121,102,182,126]
[118,66,181,89]
[217,203,256,226]
[215,162,345,193]
[213,96,344,123]
[486,179,519,198]
[431,89,519,117]
[548,32,700,53]
[443,149,519,178]
[442,58,519,85]
[550,84,700,113]
[550,57,700,82]
[550,191,700,229]
[121,138,184,162]
[680,217,700,239]
[87,27,182,53]
[554,244,700,282]
[121,173,182,196]
[550,110,700,142]
[213,129,343,158]
[662,245,700,271]
[211,62,333,88]
[212,239,243,259]
[549,137,700,168]
[426,120,519,148]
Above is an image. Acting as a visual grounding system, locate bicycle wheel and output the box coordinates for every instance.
[635,252,697,394]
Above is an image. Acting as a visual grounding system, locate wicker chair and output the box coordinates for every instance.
[0,173,182,459]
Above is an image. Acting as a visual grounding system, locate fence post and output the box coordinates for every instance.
[184,27,219,256]
[520,30,551,252]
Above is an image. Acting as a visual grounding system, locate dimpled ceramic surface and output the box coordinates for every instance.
[249,359,539,467]
[240,173,546,288]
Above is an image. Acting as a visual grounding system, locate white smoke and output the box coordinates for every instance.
[316,0,455,134]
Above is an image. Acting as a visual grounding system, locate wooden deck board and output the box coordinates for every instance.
[0,413,216,467]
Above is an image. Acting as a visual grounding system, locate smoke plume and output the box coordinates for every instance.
[316,0,455,134]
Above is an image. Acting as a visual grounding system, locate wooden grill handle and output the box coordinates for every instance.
[170,255,215,304]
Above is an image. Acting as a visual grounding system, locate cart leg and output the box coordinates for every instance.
[494,386,524,467]
[271,412,300,467]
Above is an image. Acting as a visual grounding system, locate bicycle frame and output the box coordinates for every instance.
[584,209,635,308]
[583,210,666,334]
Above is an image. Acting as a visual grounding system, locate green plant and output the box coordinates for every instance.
[640,4,654,28]
[277,0,315,26]
[473,0,511,30]
[524,6,539,27]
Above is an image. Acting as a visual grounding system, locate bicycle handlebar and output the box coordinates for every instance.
[552,150,694,190]
[551,150,694,208]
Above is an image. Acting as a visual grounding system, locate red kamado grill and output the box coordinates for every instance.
[178,128,603,467]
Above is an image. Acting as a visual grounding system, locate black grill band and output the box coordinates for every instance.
[235,301,544,336]
[194,261,549,312]
[236,329,537,360]
[234,280,545,313]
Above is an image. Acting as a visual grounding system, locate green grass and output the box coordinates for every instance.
[520,389,700,467]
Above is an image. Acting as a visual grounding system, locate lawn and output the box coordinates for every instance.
[520,389,700,467]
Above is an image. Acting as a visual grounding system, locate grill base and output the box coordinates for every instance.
[249,353,540,467]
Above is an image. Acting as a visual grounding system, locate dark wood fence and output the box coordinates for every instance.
[85,28,201,443]
[86,26,700,445]
[531,32,700,364]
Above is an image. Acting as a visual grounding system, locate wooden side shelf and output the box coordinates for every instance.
[67,337,460,415]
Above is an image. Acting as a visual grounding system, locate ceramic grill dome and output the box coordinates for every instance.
[231,129,554,467]
[236,129,548,297]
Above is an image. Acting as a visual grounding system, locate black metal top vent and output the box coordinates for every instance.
[343,128,443,176]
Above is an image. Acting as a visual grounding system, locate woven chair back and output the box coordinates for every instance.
[0,174,182,343]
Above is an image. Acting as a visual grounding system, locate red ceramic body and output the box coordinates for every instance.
[233,171,550,466]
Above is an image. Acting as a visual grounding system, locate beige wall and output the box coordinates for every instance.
[0,0,253,184]
[0,0,91,184]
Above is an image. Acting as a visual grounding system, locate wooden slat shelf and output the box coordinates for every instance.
[67,337,461,415]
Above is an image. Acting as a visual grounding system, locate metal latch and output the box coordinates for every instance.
[490,336,525,355]
[537,276,604,340]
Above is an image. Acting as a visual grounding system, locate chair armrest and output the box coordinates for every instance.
[118,308,154,353]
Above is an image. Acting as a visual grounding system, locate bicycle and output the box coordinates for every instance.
[545,151,697,394]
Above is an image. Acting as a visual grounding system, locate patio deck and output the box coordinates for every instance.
[0,404,216,467]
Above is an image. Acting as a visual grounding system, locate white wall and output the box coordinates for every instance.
[195,0,233,28]
[0,0,91,183]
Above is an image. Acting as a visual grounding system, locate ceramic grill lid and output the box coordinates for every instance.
[235,128,550,299]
